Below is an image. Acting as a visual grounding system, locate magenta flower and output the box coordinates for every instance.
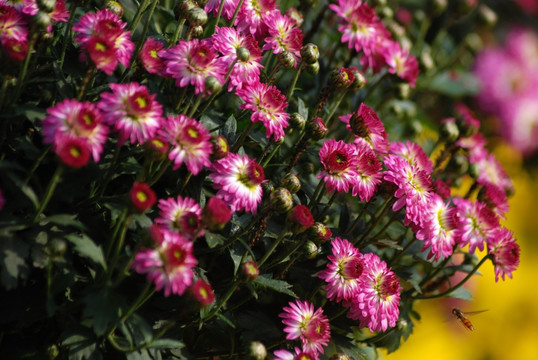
[389,140,433,174]
[488,227,520,282]
[159,38,227,95]
[129,182,157,214]
[202,197,233,231]
[318,139,358,194]
[98,82,163,145]
[453,197,499,254]
[189,279,215,307]
[0,3,28,62]
[155,196,203,240]
[318,237,365,303]
[481,184,509,220]
[132,226,197,297]
[209,153,264,213]
[55,134,91,169]
[138,37,166,75]
[346,253,401,333]
[351,141,382,202]
[279,299,331,355]
[339,103,388,154]
[262,11,303,67]
[205,0,240,21]
[43,99,108,163]
[234,0,278,40]
[474,152,514,193]
[383,40,419,87]
[456,132,488,163]
[237,81,290,141]
[22,0,69,32]
[273,347,319,360]
[159,114,213,175]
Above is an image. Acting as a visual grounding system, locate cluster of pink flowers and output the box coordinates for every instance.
[473,27,538,155]
[330,0,419,86]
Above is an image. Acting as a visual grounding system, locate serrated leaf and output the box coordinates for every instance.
[65,234,107,270]
[0,238,30,290]
[62,327,102,360]
[446,286,473,301]
[205,231,225,248]
[83,289,125,336]
[333,335,378,360]
[46,214,87,231]
[254,273,297,297]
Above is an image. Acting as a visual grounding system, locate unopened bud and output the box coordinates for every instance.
[447,153,469,175]
[329,67,355,89]
[350,68,367,90]
[32,11,51,31]
[197,0,209,6]
[51,239,67,257]
[280,173,301,194]
[269,187,293,214]
[300,43,319,64]
[468,162,480,179]
[205,76,221,94]
[174,0,197,18]
[301,162,315,175]
[242,260,259,282]
[248,341,267,360]
[210,135,228,161]
[261,181,274,196]
[202,197,232,231]
[37,0,56,13]
[285,205,314,234]
[397,318,408,331]
[305,61,319,75]
[431,0,448,13]
[440,118,460,143]
[307,117,328,140]
[237,46,250,62]
[278,51,295,69]
[478,4,497,27]
[380,6,393,19]
[310,222,332,243]
[186,6,207,26]
[191,25,204,37]
[105,0,123,17]
[145,137,169,160]
[420,46,435,71]
[303,240,319,259]
[289,112,306,131]
[398,83,411,99]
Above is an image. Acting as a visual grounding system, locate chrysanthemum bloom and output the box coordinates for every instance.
[0,4,28,62]
[346,252,401,333]
[159,38,227,95]
[389,140,433,174]
[98,82,162,145]
[210,153,264,213]
[43,99,108,162]
[22,0,69,32]
[329,0,362,20]
[189,279,215,307]
[138,37,166,75]
[273,347,319,360]
[211,26,263,91]
[234,0,278,40]
[474,152,514,193]
[351,141,382,202]
[487,227,520,282]
[433,178,452,199]
[159,114,212,175]
[480,184,509,220]
[318,237,365,303]
[286,205,314,234]
[318,139,358,194]
[55,134,91,168]
[415,193,458,261]
[383,40,419,87]
[202,196,233,231]
[453,197,499,254]
[132,226,197,297]
[73,9,134,75]
[236,81,290,141]
[456,132,488,163]
[156,196,203,240]
[205,0,239,21]
[262,11,303,67]
[129,182,157,213]
[340,103,388,154]
[279,299,331,355]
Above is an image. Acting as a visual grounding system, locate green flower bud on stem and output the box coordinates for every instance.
[278,51,295,69]
[237,46,251,62]
[280,173,301,194]
[305,60,319,75]
[205,76,222,94]
[32,12,51,31]
[303,240,318,259]
[289,112,306,131]
[186,6,207,26]
[440,118,460,143]
[248,341,267,360]
[37,0,56,13]
[105,0,123,17]
[269,187,293,214]
[300,43,319,64]
[307,117,328,140]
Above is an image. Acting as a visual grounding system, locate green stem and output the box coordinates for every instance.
[286,61,304,100]
[0,75,9,112]
[58,1,78,68]
[261,142,281,168]
[355,197,394,246]
[179,172,193,193]
[324,89,348,128]
[388,235,416,267]
[231,121,254,152]
[316,192,337,220]
[77,66,96,101]
[175,85,189,111]
[258,230,289,267]
[106,207,128,259]
[107,214,133,283]
[309,180,325,207]
[96,145,121,200]
[170,18,186,47]
[347,203,367,234]
[187,95,204,118]
[214,0,226,31]
[12,32,38,106]
[23,146,51,186]
[229,0,245,26]
[148,160,171,186]
[128,0,151,32]
[32,165,64,223]
[202,279,240,322]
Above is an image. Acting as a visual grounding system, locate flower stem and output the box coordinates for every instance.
[355,197,394,245]
[202,279,240,322]
[231,121,254,152]
[170,18,186,47]
[32,164,64,223]
[286,61,304,100]
[258,230,289,267]
[324,89,348,128]
[77,66,96,101]
[128,0,150,32]
[316,192,337,220]
[12,32,38,107]
[229,0,245,26]
[58,1,78,68]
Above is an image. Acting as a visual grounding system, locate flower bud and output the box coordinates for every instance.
[210,135,229,160]
[205,75,222,94]
[277,50,295,69]
[191,25,204,37]
[305,61,319,75]
[397,318,408,331]
[310,222,332,243]
[236,46,250,62]
[301,162,315,175]
[286,205,314,234]
[202,197,232,231]
[261,180,274,196]
[269,187,293,214]
[349,68,367,90]
[300,43,319,64]
[478,4,497,27]
[420,46,435,71]
[186,6,207,26]
[145,136,170,160]
[289,112,306,131]
[398,83,411,99]
[105,0,123,17]
[303,240,319,259]
[248,341,267,360]
[32,11,51,31]
[440,118,460,143]
[431,0,448,13]
[307,117,328,140]
[197,0,209,6]
[129,182,157,213]
[468,162,480,179]
[329,354,350,360]
[174,0,197,18]
[189,279,215,307]
[447,153,469,175]
[242,260,259,282]
[37,0,56,13]
[380,6,393,19]
[280,173,301,194]
[329,67,355,89]
[51,238,67,257]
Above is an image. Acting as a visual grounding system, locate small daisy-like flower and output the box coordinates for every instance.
[318,237,365,303]
[73,9,134,75]
[480,184,509,220]
[453,197,499,254]
[383,40,419,87]
[237,81,290,141]
[43,99,108,162]
[487,227,520,282]
[22,0,69,32]
[55,134,91,168]
[329,0,362,20]
[205,0,239,21]
[242,260,260,281]
[98,82,163,145]
[159,38,227,95]
[346,253,402,333]
[262,11,303,67]
[202,196,233,231]
[132,226,197,297]
[273,347,319,360]
[189,279,215,307]
[0,3,27,43]
[279,299,331,355]
[159,114,213,175]
[210,153,265,213]
[286,205,314,234]
[389,141,433,174]
[235,0,278,40]
[156,196,203,240]
[129,182,157,213]
[139,37,166,75]
[456,133,488,163]
[475,152,514,193]
[351,141,382,202]
[318,139,358,194]
[340,103,388,154]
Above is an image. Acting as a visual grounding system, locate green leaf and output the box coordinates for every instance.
[65,234,107,270]
[254,273,297,297]
[0,237,30,290]
[45,214,88,231]
[375,239,403,250]
[297,97,308,120]
[426,70,480,97]
[332,335,378,360]
[147,339,184,350]
[229,243,244,275]
[221,114,237,142]
[205,231,225,248]
[446,286,473,301]
[83,289,125,336]
[61,327,102,360]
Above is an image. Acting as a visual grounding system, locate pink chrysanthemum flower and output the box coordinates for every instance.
[98,82,163,145]
[159,38,227,95]
[138,37,166,75]
[189,279,215,307]
[273,347,319,360]
[205,0,239,21]
[132,226,197,297]
[159,114,212,175]
[346,253,401,333]
[211,26,263,91]
[480,184,509,220]
[340,103,388,154]
[456,132,488,163]
[42,99,108,162]
[22,0,68,32]
[209,153,265,213]
[262,11,303,67]
[73,9,134,75]
[487,227,520,282]
[318,237,365,303]
[351,141,382,202]
[155,195,203,240]
[383,40,419,87]
[389,140,433,174]
[0,3,28,62]
[318,139,358,194]
[453,197,499,254]
[55,134,91,168]
[415,193,458,261]
[129,182,157,214]
[279,300,331,355]
[234,0,278,40]
[236,81,290,141]
[475,152,514,193]
[329,0,362,20]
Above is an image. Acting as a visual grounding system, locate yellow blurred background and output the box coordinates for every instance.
[383,144,538,360]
